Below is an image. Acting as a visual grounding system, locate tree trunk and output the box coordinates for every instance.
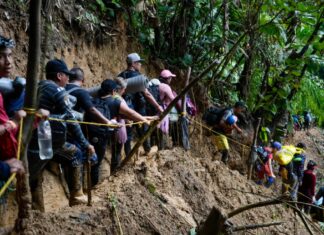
[15,0,42,231]
[223,0,229,52]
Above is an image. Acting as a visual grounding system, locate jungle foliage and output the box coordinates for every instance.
[104,0,324,127]
[61,0,324,127]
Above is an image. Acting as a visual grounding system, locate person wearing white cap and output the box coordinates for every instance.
[118,53,162,156]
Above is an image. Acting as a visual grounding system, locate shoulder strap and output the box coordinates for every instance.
[66,86,81,95]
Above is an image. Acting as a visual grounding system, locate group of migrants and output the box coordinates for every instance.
[253,141,323,220]
[202,98,323,221]
[0,35,196,220]
[0,35,322,224]
[292,111,313,131]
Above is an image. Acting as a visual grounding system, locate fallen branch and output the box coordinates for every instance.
[232,221,283,232]
[283,202,315,235]
[228,198,282,218]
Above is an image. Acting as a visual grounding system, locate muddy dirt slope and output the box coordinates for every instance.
[10,128,323,235]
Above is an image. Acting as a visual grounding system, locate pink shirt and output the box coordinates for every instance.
[159,83,175,106]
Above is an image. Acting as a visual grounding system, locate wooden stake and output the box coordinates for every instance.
[87,151,92,206]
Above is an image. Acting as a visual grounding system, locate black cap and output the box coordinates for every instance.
[45,59,73,76]
[99,79,117,96]
[234,101,247,109]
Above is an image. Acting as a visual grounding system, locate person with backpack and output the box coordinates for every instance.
[272,142,299,201]
[147,78,165,149]
[147,70,180,149]
[85,79,155,184]
[28,59,96,209]
[292,142,307,185]
[212,115,239,164]
[254,145,275,188]
[298,160,317,214]
[65,67,115,125]
[118,53,162,157]
[203,101,246,133]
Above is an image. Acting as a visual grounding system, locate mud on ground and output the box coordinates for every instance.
[7,128,324,234]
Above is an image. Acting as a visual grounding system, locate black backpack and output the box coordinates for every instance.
[85,97,111,136]
[202,107,229,126]
[146,84,161,115]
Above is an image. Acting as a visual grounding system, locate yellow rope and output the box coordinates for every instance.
[25,109,150,128]
[0,118,24,197]
[188,116,250,148]
[188,116,269,168]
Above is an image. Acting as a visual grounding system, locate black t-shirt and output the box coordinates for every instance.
[65,83,94,113]
[29,80,89,150]
[106,96,121,118]
[118,69,141,79]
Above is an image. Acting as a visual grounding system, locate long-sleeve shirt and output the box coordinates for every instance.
[0,92,18,160]
[299,169,316,199]
[0,161,10,180]
[37,80,89,149]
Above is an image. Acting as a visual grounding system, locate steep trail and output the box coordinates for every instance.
[7,127,323,234]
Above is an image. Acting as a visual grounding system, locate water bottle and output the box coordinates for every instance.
[38,120,53,160]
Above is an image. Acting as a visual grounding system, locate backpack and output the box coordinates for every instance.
[274,145,296,165]
[202,107,229,126]
[146,84,161,115]
[85,97,111,136]
[256,146,269,163]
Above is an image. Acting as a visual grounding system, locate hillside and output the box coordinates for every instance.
[2,127,322,234]
[0,1,323,235]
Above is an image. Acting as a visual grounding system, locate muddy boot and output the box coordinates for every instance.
[69,167,88,207]
[30,176,45,212]
[221,150,229,164]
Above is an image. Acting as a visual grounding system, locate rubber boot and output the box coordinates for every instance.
[30,176,45,212]
[221,150,229,164]
[69,166,88,206]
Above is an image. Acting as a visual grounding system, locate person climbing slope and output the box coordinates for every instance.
[292,142,307,185]
[298,160,317,214]
[254,145,275,188]
[271,142,299,201]
[212,115,239,164]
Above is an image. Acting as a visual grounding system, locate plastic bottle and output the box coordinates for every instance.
[38,120,53,160]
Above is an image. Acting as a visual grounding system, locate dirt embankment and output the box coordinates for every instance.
[1,2,323,235]
[9,129,324,234]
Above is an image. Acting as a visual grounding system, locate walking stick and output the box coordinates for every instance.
[87,150,92,206]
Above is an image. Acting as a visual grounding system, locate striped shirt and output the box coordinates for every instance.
[37,80,89,149]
